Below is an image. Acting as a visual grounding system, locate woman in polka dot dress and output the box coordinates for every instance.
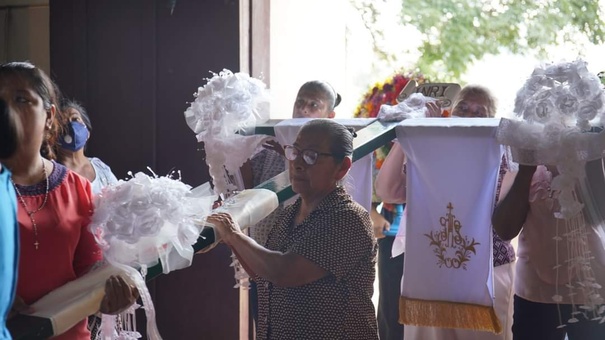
[209,119,378,339]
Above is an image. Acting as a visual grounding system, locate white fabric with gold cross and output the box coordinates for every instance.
[397,117,503,333]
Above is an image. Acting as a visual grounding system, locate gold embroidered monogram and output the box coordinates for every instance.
[425,202,480,270]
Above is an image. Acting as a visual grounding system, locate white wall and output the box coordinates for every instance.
[270,0,348,118]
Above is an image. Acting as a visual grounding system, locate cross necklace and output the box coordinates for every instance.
[11,158,50,250]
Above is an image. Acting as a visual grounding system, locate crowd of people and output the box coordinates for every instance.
[1,59,605,340]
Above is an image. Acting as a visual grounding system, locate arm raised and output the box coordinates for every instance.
[492,165,536,240]
[375,142,407,204]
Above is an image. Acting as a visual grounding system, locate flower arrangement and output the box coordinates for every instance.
[89,170,215,340]
[184,69,272,196]
[353,72,426,171]
[497,60,605,326]
[499,60,605,175]
[184,70,270,143]
[513,60,604,132]
[183,69,278,291]
[354,72,426,119]
[91,170,213,270]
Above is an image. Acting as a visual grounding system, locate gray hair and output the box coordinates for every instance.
[299,119,354,162]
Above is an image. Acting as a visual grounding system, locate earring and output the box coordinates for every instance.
[45,109,53,129]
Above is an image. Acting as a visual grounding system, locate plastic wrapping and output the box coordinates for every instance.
[377,93,436,122]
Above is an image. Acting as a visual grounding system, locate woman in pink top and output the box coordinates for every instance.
[1,61,138,339]
[493,162,605,339]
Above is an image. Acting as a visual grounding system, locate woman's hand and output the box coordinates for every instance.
[207,212,241,245]
[425,101,442,118]
[370,206,390,239]
[99,275,139,315]
[263,140,285,156]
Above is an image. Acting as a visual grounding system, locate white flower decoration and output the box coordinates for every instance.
[184,70,272,196]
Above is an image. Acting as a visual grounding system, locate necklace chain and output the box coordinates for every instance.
[11,159,50,250]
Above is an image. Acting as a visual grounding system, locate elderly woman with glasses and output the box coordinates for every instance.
[208,119,378,340]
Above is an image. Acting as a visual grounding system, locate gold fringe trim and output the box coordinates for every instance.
[399,296,502,334]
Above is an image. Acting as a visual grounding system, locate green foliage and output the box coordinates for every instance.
[354,0,605,80]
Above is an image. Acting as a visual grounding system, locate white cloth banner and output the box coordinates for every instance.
[274,118,375,211]
[397,117,503,333]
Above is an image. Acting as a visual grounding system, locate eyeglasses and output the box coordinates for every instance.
[452,102,489,118]
[283,145,334,165]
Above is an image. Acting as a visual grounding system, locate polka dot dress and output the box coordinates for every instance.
[255,187,378,339]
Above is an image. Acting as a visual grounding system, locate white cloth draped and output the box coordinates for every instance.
[397,118,503,333]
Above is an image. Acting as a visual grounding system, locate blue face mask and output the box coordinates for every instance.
[60,121,89,152]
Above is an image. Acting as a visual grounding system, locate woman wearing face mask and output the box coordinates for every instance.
[56,100,118,195]
[55,100,119,338]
